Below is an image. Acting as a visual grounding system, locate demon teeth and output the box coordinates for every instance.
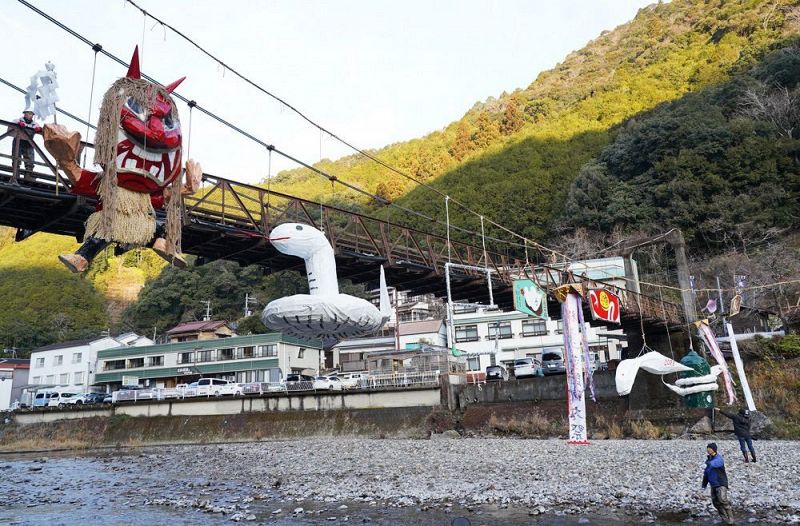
[116,153,127,167]
[149,165,161,178]
[124,158,138,170]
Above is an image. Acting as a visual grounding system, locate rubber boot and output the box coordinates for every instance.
[750,451,756,463]
[59,236,109,273]
[743,452,750,463]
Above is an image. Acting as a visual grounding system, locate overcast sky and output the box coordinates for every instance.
[1,0,655,184]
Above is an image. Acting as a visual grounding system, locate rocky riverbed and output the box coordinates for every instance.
[2,438,799,525]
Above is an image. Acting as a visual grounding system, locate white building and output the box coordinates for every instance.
[29,333,153,390]
[0,358,30,410]
[451,308,626,372]
[335,319,448,372]
[94,333,322,390]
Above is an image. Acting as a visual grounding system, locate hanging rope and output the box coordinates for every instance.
[266,145,273,227]
[658,286,675,360]
[82,44,101,165]
[630,254,649,356]
[186,100,196,158]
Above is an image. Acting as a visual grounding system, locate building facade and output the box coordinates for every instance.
[0,358,30,410]
[166,320,236,343]
[451,308,626,372]
[29,334,153,390]
[94,333,322,390]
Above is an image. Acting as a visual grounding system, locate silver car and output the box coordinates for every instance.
[541,350,566,375]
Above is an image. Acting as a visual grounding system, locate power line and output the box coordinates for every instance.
[12,0,556,257]
[116,0,564,259]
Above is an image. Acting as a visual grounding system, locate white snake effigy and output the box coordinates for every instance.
[261,222,391,347]
[615,350,722,397]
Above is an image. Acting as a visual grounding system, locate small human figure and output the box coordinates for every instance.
[716,406,756,463]
[11,109,41,176]
[702,442,734,525]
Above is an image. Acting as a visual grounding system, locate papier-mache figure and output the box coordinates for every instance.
[43,47,201,272]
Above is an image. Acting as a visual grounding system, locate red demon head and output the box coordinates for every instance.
[112,47,185,193]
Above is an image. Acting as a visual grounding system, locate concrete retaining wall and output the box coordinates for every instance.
[12,387,441,425]
[456,371,619,409]
[15,408,113,425]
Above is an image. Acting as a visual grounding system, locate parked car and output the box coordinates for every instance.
[541,350,566,375]
[66,393,91,406]
[33,391,57,408]
[338,372,368,389]
[102,394,113,404]
[85,393,107,404]
[47,392,78,408]
[313,375,344,391]
[285,374,315,391]
[513,358,544,379]
[195,378,241,396]
[485,365,509,382]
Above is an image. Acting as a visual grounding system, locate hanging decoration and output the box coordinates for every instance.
[696,320,737,405]
[42,46,201,273]
[261,222,391,348]
[555,284,594,445]
[513,279,548,320]
[25,61,59,121]
[588,289,621,324]
[614,350,723,397]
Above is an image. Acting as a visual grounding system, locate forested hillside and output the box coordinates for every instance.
[3,0,799,351]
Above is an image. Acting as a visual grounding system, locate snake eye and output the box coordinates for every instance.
[295,225,303,231]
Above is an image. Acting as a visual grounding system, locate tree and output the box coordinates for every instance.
[473,112,500,149]
[500,101,524,135]
[739,83,800,139]
[449,122,474,161]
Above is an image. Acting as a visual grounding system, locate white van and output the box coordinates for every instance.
[196,378,242,396]
[338,372,368,389]
[47,391,78,408]
[33,391,57,408]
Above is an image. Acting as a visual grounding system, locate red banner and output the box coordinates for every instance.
[589,289,620,324]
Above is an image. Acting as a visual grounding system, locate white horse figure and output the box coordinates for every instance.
[261,222,391,347]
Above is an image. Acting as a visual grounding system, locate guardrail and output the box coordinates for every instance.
[362,371,441,389]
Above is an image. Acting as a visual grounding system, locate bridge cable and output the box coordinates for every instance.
[82,44,101,166]
[658,286,675,360]
[14,0,557,261]
[109,0,566,260]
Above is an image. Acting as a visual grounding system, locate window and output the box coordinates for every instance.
[455,325,479,342]
[74,372,84,384]
[522,320,548,337]
[176,335,198,342]
[178,352,194,364]
[32,376,41,384]
[259,344,277,357]
[35,357,44,368]
[127,358,145,368]
[197,350,214,362]
[219,348,235,361]
[297,348,305,359]
[241,346,255,359]
[466,356,481,371]
[72,352,82,364]
[54,355,63,366]
[46,375,55,383]
[105,360,125,371]
[488,321,513,339]
[149,356,164,367]
[555,320,564,334]
[59,373,69,384]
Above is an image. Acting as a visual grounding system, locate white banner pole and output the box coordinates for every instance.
[725,322,756,411]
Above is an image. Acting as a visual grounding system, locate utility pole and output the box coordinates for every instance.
[201,300,212,321]
[244,293,258,317]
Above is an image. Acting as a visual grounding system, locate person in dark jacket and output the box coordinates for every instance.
[11,110,41,176]
[716,406,756,463]
[702,442,734,525]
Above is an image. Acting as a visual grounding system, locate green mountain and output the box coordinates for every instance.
[3,0,799,351]
[273,0,799,245]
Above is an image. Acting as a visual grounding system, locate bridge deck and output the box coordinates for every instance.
[0,119,685,330]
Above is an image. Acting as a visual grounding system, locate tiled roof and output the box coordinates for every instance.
[166,320,229,335]
[398,319,443,335]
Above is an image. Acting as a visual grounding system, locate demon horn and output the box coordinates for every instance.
[126,46,141,79]
[164,76,186,93]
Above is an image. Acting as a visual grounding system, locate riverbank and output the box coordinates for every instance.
[2,438,798,525]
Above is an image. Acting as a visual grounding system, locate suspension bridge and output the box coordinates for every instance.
[0,119,684,333]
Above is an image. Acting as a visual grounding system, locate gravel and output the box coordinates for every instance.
[2,438,799,524]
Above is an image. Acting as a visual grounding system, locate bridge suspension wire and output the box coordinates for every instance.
[15,0,564,261]
[82,44,101,166]
[0,77,96,132]
[97,0,565,261]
